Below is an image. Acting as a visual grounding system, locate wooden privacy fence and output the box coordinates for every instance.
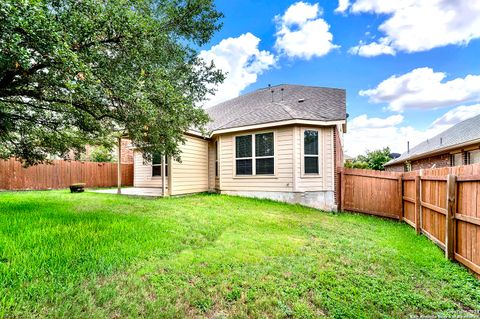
[0,158,133,190]
[340,169,403,219]
[339,165,480,276]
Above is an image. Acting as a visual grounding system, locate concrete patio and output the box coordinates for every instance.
[91,187,164,197]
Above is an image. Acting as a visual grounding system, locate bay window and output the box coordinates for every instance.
[304,130,319,174]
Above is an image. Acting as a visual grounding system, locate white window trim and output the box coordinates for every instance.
[233,131,276,177]
[301,128,322,178]
[152,156,167,179]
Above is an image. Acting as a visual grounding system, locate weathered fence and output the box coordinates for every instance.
[339,165,480,276]
[0,158,133,190]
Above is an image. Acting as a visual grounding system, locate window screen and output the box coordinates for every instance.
[256,158,274,175]
[255,133,274,174]
[452,153,463,167]
[236,159,252,175]
[304,130,319,174]
[304,130,319,155]
[468,150,480,164]
[255,133,274,157]
[304,157,319,174]
[236,135,252,158]
[236,135,253,175]
[152,153,167,177]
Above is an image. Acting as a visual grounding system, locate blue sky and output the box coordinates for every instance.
[200,1,480,156]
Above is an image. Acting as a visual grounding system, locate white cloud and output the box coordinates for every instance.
[348,37,395,57]
[349,114,403,128]
[345,0,480,56]
[199,33,276,107]
[274,2,339,60]
[431,104,480,127]
[346,117,425,156]
[345,104,480,156]
[335,0,350,13]
[359,67,480,112]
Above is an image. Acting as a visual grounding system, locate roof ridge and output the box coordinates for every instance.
[216,102,286,130]
[255,84,346,92]
[206,87,271,110]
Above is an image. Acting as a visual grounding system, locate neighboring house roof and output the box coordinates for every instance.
[385,114,480,166]
[205,84,346,132]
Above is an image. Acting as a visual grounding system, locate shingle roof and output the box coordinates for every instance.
[205,84,346,131]
[385,114,480,166]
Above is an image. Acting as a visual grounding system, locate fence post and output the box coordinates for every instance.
[340,169,345,212]
[337,171,342,211]
[419,169,424,232]
[414,175,421,235]
[445,174,457,260]
[398,175,403,220]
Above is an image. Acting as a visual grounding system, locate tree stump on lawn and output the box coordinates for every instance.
[70,183,86,193]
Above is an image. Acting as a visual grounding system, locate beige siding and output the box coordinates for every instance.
[208,140,216,191]
[170,135,209,195]
[218,127,294,192]
[133,151,164,188]
[134,125,336,196]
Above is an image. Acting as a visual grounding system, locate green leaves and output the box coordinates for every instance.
[345,148,393,171]
[0,0,224,166]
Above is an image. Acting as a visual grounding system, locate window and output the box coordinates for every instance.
[255,133,274,175]
[304,130,319,174]
[404,161,412,172]
[467,149,480,165]
[452,152,463,167]
[235,135,252,175]
[152,153,168,177]
[215,141,219,177]
[235,132,274,175]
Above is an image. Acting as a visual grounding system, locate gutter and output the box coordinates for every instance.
[210,118,346,136]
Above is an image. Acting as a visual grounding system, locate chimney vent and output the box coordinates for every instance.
[298,98,305,103]
[407,141,410,154]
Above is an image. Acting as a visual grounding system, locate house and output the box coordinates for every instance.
[133,84,347,211]
[65,139,134,163]
[385,114,480,172]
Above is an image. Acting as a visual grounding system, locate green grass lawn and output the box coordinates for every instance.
[0,191,479,318]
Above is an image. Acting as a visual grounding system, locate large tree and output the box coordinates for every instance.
[0,0,224,166]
